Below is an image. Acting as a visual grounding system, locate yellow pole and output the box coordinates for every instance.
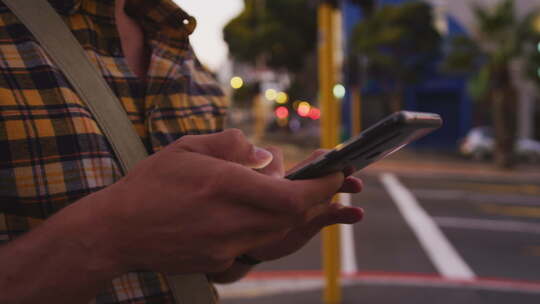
[318,2,341,304]
[318,4,337,149]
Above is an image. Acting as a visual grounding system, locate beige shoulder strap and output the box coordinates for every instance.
[3,0,215,303]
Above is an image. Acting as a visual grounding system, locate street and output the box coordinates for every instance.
[216,159,540,303]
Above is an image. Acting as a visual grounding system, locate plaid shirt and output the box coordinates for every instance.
[0,0,227,302]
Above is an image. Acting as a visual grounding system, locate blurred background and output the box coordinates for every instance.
[178,0,540,303]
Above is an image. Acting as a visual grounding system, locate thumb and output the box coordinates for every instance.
[172,129,273,168]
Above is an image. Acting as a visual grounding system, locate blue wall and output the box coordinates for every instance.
[339,0,472,149]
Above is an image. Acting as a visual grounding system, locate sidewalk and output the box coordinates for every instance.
[365,150,540,182]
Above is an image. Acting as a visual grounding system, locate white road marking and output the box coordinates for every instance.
[216,278,322,299]
[435,217,540,234]
[379,173,475,280]
[339,193,358,275]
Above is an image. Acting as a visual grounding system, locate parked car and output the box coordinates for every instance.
[518,138,540,163]
[459,127,540,162]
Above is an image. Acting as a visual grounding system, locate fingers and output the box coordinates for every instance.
[172,131,353,221]
[343,165,357,177]
[286,149,329,175]
[283,171,345,210]
[225,166,343,216]
[271,204,364,254]
[257,146,285,178]
[173,129,273,169]
[325,203,364,225]
[305,203,364,234]
[339,176,364,193]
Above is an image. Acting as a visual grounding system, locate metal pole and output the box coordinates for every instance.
[318,2,341,303]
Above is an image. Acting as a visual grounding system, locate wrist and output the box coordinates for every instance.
[62,189,129,276]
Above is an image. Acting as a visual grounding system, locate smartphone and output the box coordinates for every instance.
[285,111,443,180]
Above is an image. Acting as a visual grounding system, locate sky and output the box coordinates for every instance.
[175,0,244,71]
[175,0,540,72]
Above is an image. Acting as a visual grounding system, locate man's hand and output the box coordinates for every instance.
[0,129,352,303]
[244,149,364,261]
[208,148,364,283]
[94,129,346,274]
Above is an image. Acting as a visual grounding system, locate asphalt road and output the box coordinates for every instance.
[216,170,540,304]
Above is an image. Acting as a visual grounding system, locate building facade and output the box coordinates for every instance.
[340,0,539,149]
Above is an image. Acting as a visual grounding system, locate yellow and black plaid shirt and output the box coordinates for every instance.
[0,0,227,302]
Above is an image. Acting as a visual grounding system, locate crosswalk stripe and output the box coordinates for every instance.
[339,193,358,275]
[380,173,475,280]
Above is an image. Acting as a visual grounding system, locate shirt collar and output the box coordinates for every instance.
[126,0,197,37]
[48,0,82,15]
[48,0,196,37]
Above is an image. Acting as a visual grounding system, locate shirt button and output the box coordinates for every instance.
[178,14,197,34]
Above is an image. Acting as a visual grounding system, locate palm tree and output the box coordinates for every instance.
[443,0,539,168]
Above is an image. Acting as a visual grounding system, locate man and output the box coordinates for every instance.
[0,0,364,303]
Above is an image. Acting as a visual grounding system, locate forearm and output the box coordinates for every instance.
[0,192,123,304]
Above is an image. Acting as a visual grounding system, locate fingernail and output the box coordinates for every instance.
[253,147,273,168]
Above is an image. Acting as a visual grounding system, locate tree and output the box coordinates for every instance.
[350,1,441,113]
[443,0,539,168]
[523,33,540,142]
[223,0,317,73]
[345,0,376,87]
[224,0,319,105]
